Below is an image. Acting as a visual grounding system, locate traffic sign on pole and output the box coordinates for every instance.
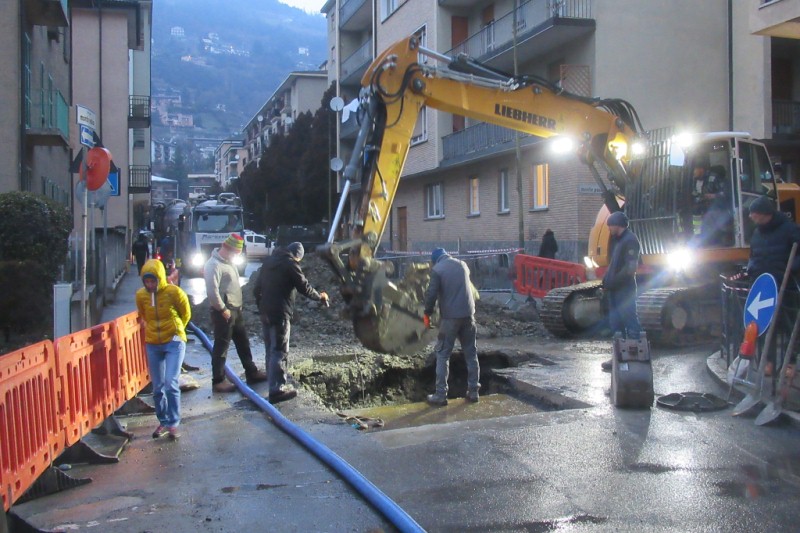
[79,124,95,148]
[744,273,778,336]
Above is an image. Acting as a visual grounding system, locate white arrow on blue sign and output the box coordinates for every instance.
[79,124,95,148]
[744,273,778,336]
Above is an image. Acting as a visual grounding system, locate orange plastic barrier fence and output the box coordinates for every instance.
[114,312,150,403]
[513,254,587,298]
[0,341,62,512]
[56,322,118,447]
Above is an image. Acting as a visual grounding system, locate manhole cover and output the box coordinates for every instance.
[657,392,728,412]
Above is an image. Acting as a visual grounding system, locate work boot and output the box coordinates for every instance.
[466,390,480,403]
[601,359,613,372]
[152,425,168,439]
[212,379,237,393]
[246,369,268,385]
[269,388,298,404]
[426,393,448,407]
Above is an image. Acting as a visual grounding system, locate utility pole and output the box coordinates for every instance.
[512,0,525,251]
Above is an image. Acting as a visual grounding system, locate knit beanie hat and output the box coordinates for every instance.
[431,247,447,264]
[287,241,304,261]
[223,233,244,252]
[748,195,776,215]
[607,211,629,228]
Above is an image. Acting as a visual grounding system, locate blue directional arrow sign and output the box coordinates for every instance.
[79,124,95,148]
[744,273,778,336]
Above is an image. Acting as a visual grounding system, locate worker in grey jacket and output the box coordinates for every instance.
[423,247,480,406]
[204,233,267,392]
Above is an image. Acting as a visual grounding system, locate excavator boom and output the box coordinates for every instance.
[320,35,646,354]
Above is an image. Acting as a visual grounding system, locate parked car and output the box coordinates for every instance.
[275,223,327,252]
[244,233,274,260]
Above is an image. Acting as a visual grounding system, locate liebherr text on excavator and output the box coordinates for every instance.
[319,35,800,353]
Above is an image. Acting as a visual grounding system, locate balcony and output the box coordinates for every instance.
[25,90,69,147]
[129,165,151,194]
[340,0,371,31]
[24,0,69,27]
[128,95,151,128]
[341,40,372,87]
[773,99,800,136]
[441,122,540,167]
[446,0,594,72]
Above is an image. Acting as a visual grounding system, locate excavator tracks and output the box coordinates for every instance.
[540,280,604,337]
[636,286,720,346]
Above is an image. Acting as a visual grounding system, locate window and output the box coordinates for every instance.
[23,34,31,128]
[411,106,427,145]
[531,164,549,209]
[498,168,510,213]
[383,0,399,19]
[469,177,480,215]
[414,25,427,64]
[426,183,444,219]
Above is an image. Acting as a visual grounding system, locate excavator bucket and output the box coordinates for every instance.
[353,264,436,354]
[318,243,435,355]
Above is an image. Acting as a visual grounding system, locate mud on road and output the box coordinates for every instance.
[191,254,552,410]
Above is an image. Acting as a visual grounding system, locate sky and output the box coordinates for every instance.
[279,0,326,14]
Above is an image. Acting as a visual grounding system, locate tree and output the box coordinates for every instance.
[164,145,189,199]
[0,192,71,345]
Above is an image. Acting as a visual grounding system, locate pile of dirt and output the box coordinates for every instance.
[191,254,549,351]
[190,254,550,409]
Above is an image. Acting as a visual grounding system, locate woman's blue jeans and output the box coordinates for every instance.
[146,340,186,427]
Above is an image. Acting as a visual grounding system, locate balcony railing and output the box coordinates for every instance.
[447,0,592,59]
[340,0,367,29]
[773,99,800,135]
[129,165,151,194]
[25,89,69,146]
[341,40,371,85]
[23,0,69,27]
[442,122,533,163]
[128,95,151,128]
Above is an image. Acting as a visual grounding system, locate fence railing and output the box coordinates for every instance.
[773,99,800,135]
[0,311,150,512]
[442,122,531,161]
[446,0,593,58]
[513,254,588,298]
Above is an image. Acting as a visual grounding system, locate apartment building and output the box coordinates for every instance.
[241,70,329,168]
[214,139,246,189]
[70,0,153,234]
[323,0,800,261]
[0,1,71,202]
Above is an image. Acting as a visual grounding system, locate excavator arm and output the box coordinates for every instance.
[319,35,645,354]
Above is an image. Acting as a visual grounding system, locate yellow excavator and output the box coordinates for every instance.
[318,35,800,353]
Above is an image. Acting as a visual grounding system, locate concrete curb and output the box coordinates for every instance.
[706,351,800,426]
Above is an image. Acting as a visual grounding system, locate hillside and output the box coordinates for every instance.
[151,0,328,170]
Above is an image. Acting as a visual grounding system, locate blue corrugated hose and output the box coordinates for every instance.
[186,322,426,533]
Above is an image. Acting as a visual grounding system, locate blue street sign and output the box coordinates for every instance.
[744,273,778,336]
[108,171,120,196]
[79,124,95,148]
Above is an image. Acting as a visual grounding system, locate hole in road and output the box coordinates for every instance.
[294,350,587,430]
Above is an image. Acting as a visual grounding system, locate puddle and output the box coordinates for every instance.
[341,393,544,430]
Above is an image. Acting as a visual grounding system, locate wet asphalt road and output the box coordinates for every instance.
[8,266,800,532]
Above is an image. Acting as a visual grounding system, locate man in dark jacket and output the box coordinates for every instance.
[254,242,328,403]
[538,229,558,259]
[747,195,800,280]
[132,233,150,274]
[423,248,480,406]
[601,211,642,370]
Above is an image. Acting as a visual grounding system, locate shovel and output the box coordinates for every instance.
[733,243,798,416]
[755,308,800,425]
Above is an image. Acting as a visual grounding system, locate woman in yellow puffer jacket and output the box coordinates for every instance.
[136,259,191,440]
